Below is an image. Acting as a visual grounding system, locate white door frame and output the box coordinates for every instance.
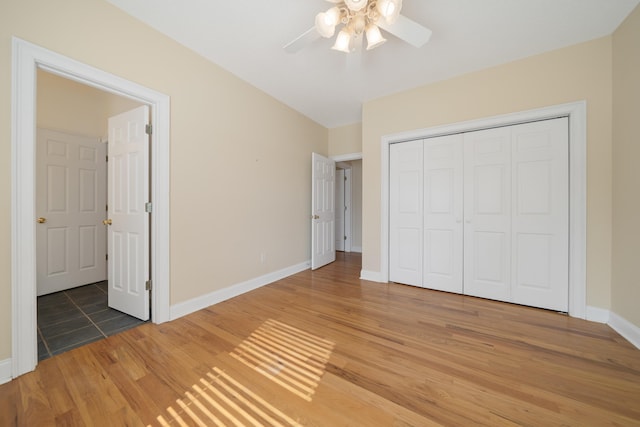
[11,37,171,378]
[378,102,587,319]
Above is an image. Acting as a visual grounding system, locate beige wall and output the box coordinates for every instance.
[328,123,362,156]
[0,0,327,361]
[38,69,141,137]
[612,5,640,327]
[362,37,614,311]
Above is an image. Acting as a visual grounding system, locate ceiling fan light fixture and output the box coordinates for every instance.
[365,24,386,50]
[331,28,353,53]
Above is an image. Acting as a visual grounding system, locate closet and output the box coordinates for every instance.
[390,117,569,311]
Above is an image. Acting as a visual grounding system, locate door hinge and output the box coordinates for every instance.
[344,175,347,181]
[106,155,108,162]
[106,204,108,211]
[105,254,108,261]
[344,235,347,240]
[145,202,153,213]
[145,124,152,135]
[145,280,152,291]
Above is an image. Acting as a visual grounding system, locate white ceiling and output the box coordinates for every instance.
[105,0,638,128]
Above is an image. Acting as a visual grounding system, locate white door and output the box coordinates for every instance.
[389,140,423,286]
[463,127,512,302]
[335,169,346,251]
[36,129,107,296]
[107,106,150,320]
[423,134,464,293]
[311,153,336,270]
[511,118,568,311]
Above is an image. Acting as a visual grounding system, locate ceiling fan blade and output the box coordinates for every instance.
[377,14,432,48]
[284,27,321,53]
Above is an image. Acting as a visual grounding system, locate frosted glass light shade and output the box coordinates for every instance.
[377,0,402,23]
[344,0,367,12]
[325,7,341,26]
[332,29,352,53]
[365,24,386,50]
[315,12,337,38]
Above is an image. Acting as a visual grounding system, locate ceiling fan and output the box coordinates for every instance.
[284,0,432,54]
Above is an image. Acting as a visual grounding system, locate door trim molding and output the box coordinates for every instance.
[378,101,587,318]
[11,37,171,378]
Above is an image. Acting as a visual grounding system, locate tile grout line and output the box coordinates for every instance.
[64,288,109,339]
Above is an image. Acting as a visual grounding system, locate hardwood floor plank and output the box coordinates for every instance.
[1,252,639,426]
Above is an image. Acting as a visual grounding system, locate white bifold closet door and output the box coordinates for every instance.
[510,118,568,310]
[463,126,513,302]
[423,134,464,293]
[389,117,569,312]
[389,140,423,286]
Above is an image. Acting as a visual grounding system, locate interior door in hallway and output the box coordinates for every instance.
[107,105,150,320]
[311,153,336,270]
[36,128,107,296]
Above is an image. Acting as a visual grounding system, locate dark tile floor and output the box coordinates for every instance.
[37,281,146,361]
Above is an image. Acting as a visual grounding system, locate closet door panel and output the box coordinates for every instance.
[463,127,512,301]
[511,117,569,311]
[389,141,423,286]
[423,135,463,293]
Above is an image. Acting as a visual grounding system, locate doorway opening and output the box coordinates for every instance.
[35,71,150,360]
[11,37,170,378]
[332,156,363,255]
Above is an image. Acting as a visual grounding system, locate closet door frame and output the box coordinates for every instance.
[378,101,587,319]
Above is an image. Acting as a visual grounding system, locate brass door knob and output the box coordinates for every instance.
[37,217,47,224]
[103,219,112,226]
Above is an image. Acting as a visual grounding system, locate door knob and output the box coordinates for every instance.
[103,219,112,226]
[37,217,47,224]
[312,215,320,220]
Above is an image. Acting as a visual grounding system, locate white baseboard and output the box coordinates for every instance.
[586,305,610,323]
[360,270,385,282]
[585,307,640,350]
[351,246,362,253]
[170,260,310,320]
[0,358,12,385]
[609,311,640,350]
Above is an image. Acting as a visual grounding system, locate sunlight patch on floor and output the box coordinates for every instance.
[230,319,335,402]
[151,319,335,426]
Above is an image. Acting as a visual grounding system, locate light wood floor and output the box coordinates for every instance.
[1,252,639,426]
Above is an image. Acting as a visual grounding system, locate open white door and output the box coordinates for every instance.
[107,105,150,320]
[311,153,336,270]
[36,129,107,295]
